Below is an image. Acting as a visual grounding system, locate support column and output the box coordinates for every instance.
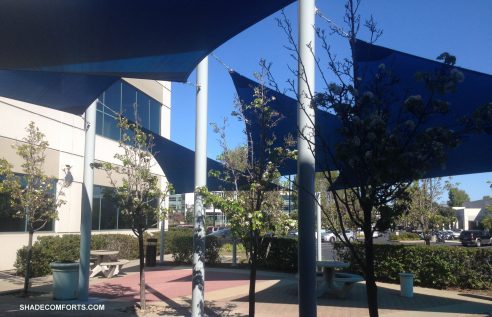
[316,192,322,261]
[78,99,97,301]
[297,0,316,316]
[192,56,208,317]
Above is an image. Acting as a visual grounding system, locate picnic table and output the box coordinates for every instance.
[90,250,127,278]
[316,260,363,298]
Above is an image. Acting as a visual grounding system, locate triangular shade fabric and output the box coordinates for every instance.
[150,130,233,194]
[230,40,492,180]
[0,70,118,114]
[0,0,294,82]
[354,40,492,179]
[229,71,341,175]
[0,1,297,187]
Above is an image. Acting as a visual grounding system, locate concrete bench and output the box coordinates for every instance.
[331,272,364,298]
[317,271,364,299]
[92,260,129,278]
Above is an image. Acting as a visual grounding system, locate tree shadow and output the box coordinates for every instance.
[142,285,245,316]
[166,269,272,283]
[231,280,492,315]
[90,283,137,299]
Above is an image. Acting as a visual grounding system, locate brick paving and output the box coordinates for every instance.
[0,263,491,317]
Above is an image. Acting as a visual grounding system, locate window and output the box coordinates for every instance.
[92,185,158,230]
[96,80,161,141]
[0,175,55,232]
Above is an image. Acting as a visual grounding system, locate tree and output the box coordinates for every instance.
[481,212,492,231]
[0,122,68,295]
[200,68,296,317]
[402,179,448,244]
[101,115,171,310]
[278,1,491,316]
[447,187,470,207]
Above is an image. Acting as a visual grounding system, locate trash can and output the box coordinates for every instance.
[146,238,157,267]
[399,272,414,298]
[50,262,79,300]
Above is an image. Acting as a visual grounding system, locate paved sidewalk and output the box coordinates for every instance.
[0,262,491,317]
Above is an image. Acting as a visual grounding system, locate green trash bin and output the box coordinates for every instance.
[399,272,414,298]
[50,262,79,300]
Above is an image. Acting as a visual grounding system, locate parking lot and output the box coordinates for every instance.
[319,233,492,261]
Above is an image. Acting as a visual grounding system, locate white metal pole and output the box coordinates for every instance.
[297,0,317,316]
[78,99,97,301]
[192,56,208,317]
[316,192,322,262]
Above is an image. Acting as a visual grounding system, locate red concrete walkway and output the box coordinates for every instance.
[89,267,270,302]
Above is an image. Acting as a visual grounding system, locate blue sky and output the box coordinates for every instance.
[170,0,492,202]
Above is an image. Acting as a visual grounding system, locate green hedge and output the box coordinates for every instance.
[150,228,193,256]
[257,236,298,272]
[389,232,421,241]
[168,230,221,264]
[335,243,492,289]
[15,234,144,277]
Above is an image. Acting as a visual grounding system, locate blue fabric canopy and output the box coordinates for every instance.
[0,70,118,114]
[0,0,294,114]
[229,70,341,175]
[0,1,299,190]
[0,0,294,81]
[231,40,492,180]
[150,130,233,193]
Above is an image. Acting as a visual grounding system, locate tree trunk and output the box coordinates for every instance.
[364,230,379,317]
[23,230,34,296]
[248,230,257,317]
[138,233,146,310]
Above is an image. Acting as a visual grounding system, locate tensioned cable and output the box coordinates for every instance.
[315,8,350,38]
[211,53,234,73]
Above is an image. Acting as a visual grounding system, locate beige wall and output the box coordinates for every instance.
[0,79,172,270]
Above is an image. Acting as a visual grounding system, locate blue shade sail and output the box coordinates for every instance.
[139,127,232,194]
[230,39,492,180]
[0,70,118,114]
[353,40,492,179]
[0,0,295,81]
[230,70,342,175]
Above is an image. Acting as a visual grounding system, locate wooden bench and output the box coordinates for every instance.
[91,260,129,278]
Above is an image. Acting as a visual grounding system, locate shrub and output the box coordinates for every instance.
[168,229,221,264]
[92,234,140,260]
[335,243,492,289]
[15,234,141,277]
[256,236,298,272]
[220,242,246,253]
[151,227,193,255]
[389,232,421,241]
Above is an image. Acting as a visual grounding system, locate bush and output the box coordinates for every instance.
[389,232,421,241]
[15,234,141,277]
[335,243,492,289]
[256,236,298,272]
[167,229,221,264]
[92,234,140,260]
[151,227,193,255]
[220,242,246,253]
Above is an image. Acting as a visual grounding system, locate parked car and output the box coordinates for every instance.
[206,226,220,234]
[438,230,453,240]
[321,231,336,243]
[451,230,462,239]
[288,230,298,237]
[207,228,232,242]
[321,230,355,243]
[459,230,492,247]
[355,229,381,239]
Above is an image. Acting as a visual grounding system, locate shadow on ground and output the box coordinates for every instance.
[231,280,492,315]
